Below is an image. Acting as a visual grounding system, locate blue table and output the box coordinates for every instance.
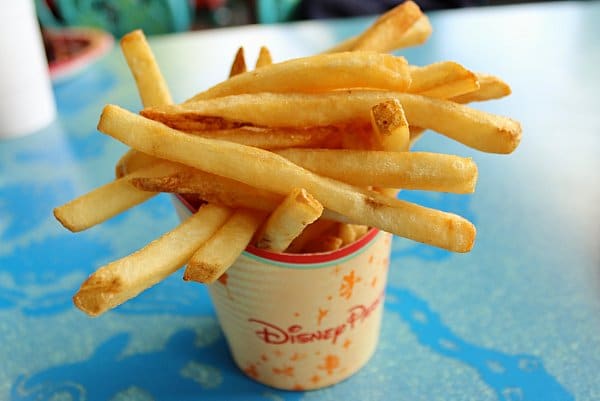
[1,1,599,400]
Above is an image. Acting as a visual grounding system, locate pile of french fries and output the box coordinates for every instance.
[53,1,521,317]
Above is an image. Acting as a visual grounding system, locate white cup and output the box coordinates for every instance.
[0,0,56,139]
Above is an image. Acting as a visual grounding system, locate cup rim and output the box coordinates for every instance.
[175,194,380,266]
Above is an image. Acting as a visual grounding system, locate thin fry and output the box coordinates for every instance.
[229,46,247,77]
[409,62,479,99]
[184,209,266,283]
[451,73,512,103]
[145,91,521,154]
[255,46,273,68]
[73,204,232,316]
[255,188,323,252]
[187,52,410,101]
[115,149,162,178]
[53,164,176,232]
[99,106,476,252]
[275,149,478,193]
[178,126,337,149]
[370,99,409,151]
[286,219,338,253]
[120,30,172,107]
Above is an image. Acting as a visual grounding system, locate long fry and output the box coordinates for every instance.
[327,14,431,54]
[275,149,478,193]
[53,164,177,232]
[255,188,323,252]
[120,30,172,107]
[229,46,247,77]
[184,209,266,283]
[176,126,338,150]
[144,91,521,154]
[409,62,479,99]
[73,204,232,316]
[99,106,476,252]
[187,52,410,101]
[325,1,427,53]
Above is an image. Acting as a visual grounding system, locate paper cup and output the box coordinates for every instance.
[0,0,56,139]
[173,196,392,390]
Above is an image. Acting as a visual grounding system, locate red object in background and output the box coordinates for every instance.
[195,0,226,9]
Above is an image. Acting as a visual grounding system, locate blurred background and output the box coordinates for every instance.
[37,0,559,36]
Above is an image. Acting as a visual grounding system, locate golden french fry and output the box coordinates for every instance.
[177,126,337,150]
[120,30,172,107]
[255,46,273,68]
[255,188,323,252]
[327,15,431,54]
[99,106,476,252]
[184,209,266,283]
[275,149,478,193]
[451,73,512,103]
[325,1,427,53]
[229,46,247,77]
[115,148,163,178]
[187,52,410,101]
[337,223,355,245]
[370,99,409,151]
[53,163,179,232]
[73,204,232,316]
[392,15,432,49]
[128,162,347,223]
[286,219,338,253]
[129,164,284,212]
[303,235,344,254]
[409,62,479,99]
[146,91,521,154]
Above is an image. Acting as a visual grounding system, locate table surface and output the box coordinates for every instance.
[1,1,599,400]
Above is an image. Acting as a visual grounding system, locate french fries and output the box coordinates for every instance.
[408,62,479,99]
[55,1,522,317]
[370,99,409,151]
[229,47,247,77]
[120,30,172,107]
[286,219,338,253]
[324,1,428,53]
[184,209,266,283]
[255,46,273,68]
[187,52,411,101]
[73,204,232,316]
[451,73,512,103]
[54,165,170,232]
[275,149,478,194]
[144,91,521,154]
[99,105,476,252]
[255,188,323,252]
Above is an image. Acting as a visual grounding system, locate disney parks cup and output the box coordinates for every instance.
[173,195,392,390]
